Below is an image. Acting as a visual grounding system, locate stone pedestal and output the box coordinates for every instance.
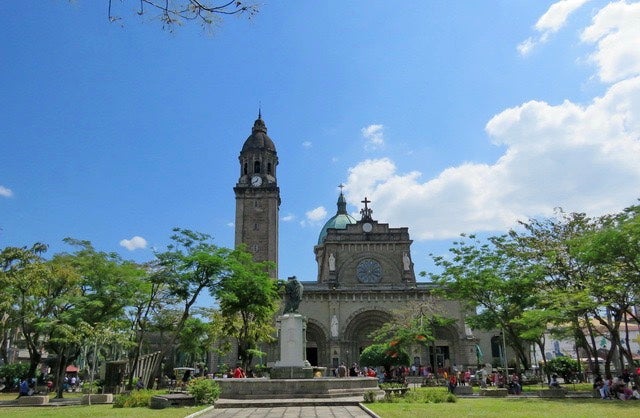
[480,388,508,397]
[81,394,114,404]
[271,313,313,379]
[17,395,49,405]
[454,386,473,395]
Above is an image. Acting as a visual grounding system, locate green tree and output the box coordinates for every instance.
[45,239,142,398]
[369,300,455,371]
[0,242,60,379]
[215,247,280,370]
[572,205,640,371]
[359,343,410,375]
[514,210,614,376]
[125,261,174,389]
[429,234,543,370]
[177,315,214,367]
[153,229,229,368]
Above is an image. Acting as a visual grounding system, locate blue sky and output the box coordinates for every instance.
[2,1,639,285]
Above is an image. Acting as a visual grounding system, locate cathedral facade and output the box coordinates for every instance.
[233,115,492,373]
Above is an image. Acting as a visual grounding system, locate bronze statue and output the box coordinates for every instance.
[283,276,303,314]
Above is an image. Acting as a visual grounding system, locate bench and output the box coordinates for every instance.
[382,387,409,396]
[17,395,49,405]
[454,386,473,395]
[480,388,508,397]
[150,393,196,409]
[81,394,114,404]
[538,388,567,398]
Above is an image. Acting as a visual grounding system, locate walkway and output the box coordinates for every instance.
[198,405,376,417]
[194,397,379,418]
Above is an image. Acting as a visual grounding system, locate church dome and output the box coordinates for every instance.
[242,116,276,152]
[317,192,357,244]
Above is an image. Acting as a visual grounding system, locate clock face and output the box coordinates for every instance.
[362,222,373,233]
[251,175,262,187]
[356,258,382,284]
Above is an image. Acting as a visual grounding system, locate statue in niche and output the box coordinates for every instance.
[283,276,303,314]
[331,314,339,338]
[403,252,411,271]
[329,253,336,271]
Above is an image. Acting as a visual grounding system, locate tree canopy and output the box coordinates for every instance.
[426,202,640,376]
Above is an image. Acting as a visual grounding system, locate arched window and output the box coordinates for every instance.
[243,162,248,175]
[254,161,261,173]
[267,162,272,174]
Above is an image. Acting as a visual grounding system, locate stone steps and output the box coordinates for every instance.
[214,396,365,408]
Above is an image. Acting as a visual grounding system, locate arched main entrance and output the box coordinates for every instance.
[343,309,391,365]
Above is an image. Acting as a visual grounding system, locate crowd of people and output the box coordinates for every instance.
[593,370,640,401]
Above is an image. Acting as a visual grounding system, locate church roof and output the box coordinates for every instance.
[242,115,276,152]
[317,192,357,244]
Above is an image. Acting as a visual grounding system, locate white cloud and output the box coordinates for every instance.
[306,206,327,223]
[361,124,385,150]
[302,141,312,149]
[119,236,148,251]
[0,185,13,198]
[344,2,640,241]
[282,213,295,222]
[518,0,590,56]
[580,1,640,82]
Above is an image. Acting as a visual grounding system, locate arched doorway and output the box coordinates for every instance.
[426,325,459,372]
[343,309,391,365]
[306,320,329,367]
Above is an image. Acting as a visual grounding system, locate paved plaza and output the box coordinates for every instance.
[198,405,376,418]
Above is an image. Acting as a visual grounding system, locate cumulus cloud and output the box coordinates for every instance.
[0,185,13,198]
[518,0,590,56]
[361,124,385,150]
[580,1,640,82]
[345,2,640,241]
[119,236,148,251]
[302,141,312,149]
[282,213,295,222]
[306,206,327,223]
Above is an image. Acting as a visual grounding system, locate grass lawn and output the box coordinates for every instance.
[0,392,207,417]
[0,404,207,418]
[367,386,640,418]
[368,398,639,418]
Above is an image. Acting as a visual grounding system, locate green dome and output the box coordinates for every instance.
[317,193,357,244]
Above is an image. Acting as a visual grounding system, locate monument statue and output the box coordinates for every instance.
[283,276,303,314]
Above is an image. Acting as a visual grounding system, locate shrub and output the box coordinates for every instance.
[363,390,377,403]
[383,391,400,403]
[113,389,159,408]
[187,377,220,405]
[0,362,30,390]
[544,357,579,382]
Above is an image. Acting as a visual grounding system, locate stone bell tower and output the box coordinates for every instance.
[233,112,280,277]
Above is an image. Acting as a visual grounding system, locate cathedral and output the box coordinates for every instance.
[233,115,492,373]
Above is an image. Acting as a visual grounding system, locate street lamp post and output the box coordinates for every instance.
[502,330,509,386]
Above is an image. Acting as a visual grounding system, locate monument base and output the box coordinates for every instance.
[216,377,380,400]
[270,366,313,379]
